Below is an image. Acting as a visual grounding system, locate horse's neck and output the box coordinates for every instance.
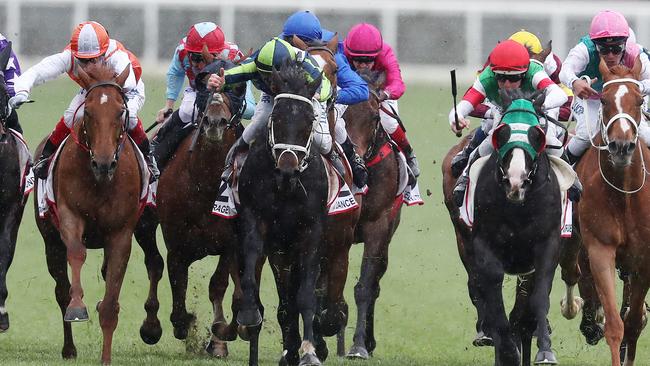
[189,133,233,183]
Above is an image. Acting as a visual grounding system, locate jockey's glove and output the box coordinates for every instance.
[9,91,29,110]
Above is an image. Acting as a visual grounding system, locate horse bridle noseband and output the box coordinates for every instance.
[598,78,642,148]
[268,93,315,172]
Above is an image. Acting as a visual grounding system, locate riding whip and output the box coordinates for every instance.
[145,108,173,133]
[450,69,462,137]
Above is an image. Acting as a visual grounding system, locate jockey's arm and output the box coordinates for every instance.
[637,50,650,95]
[532,70,568,111]
[109,50,137,92]
[379,44,405,100]
[222,59,258,88]
[559,43,595,98]
[301,56,333,102]
[242,81,256,120]
[165,46,187,103]
[335,52,368,105]
[448,77,485,132]
[12,51,71,95]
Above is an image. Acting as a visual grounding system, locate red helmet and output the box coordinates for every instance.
[185,22,227,53]
[489,40,530,74]
[70,21,109,59]
[344,23,383,58]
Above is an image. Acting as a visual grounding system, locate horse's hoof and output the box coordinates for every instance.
[581,322,604,346]
[140,319,163,345]
[280,349,299,366]
[534,350,558,364]
[346,345,370,359]
[211,321,237,341]
[560,296,584,320]
[237,308,262,327]
[171,313,196,340]
[62,345,77,359]
[64,306,89,322]
[205,339,228,358]
[299,352,322,366]
[472,331,493,347]
[315,340,329,362]
[0,312,9,332]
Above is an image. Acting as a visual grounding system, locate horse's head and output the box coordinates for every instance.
[268,58,322,177]
[493,89,547,202]
[76,62,130,182]
[0,42,14,142]
[353,68,386,156]
[292,35,339,90]
[598,56,643,167]
[194,58,244,144]
[529,40,552,65]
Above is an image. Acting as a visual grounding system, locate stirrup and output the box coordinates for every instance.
[453,175,469,207]
[451,150,470,178]
[351,154,368,188]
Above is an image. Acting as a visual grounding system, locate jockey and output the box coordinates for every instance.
[279,10,369,188]
[454,30,574,174]
[0,33,22,134]
[448,40,570,206]
[560,9,650,164]
[207,37,338,179]
[344,23,421,182]
[9,21,157,180]
[152,22,254,169]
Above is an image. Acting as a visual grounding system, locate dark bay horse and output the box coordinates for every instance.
[560,58,650,366]
[469,90,562,366]
[34,63,141,364]
[341,69,402,359]
[236,59,328,366]
[0,42,25,333]
[135,58,248,358]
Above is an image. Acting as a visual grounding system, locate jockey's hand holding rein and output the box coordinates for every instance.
[572,77,598,99]
[207,67,226,92]
[8,91,29,110]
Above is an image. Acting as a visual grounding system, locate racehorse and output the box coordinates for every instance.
[560,57,650,366]
[468,89,562,365]
[0,42,26,333]
[34,62,141,364]
[235,59,328,366]
[341,69,403,359]
[134,56,248,358]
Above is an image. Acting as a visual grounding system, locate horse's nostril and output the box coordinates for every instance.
[608,141,618,152]
[110,160,117,170]
[628,142,636,153]
[91,160,98,169]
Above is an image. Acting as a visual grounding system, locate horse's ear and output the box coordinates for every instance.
[537,41,552,62]
[631,55,642,80]
[531,89,546,114]
[114,65,130,87]
[202,44,215,64]
[269,67,282,95]
[499,88,512,110]
[76,64,93,89]
[0,42,13,72]
[326,33,338,54]
[598,56,611,81]
[292,35,308,51]
[307,71,323,98]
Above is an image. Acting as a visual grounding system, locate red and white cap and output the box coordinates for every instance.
[185,22,227,53]
[70,21,110,59]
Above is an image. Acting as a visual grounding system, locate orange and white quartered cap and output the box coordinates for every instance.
[70,21,110,59]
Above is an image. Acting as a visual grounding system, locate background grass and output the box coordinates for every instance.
[0,75,647,365]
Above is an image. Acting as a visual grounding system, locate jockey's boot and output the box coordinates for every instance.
[566,149,582,166]
[221,137,249,182]
[452,152,481,207]
[561,151,583,202]
[151,111,192,171]
[340,137,368,188]
[6,109,22,134]
[326,149,346,178]
[33,138,57,180]
[137,138,160,183]
[451,128,486,178]
[389,127,419,185]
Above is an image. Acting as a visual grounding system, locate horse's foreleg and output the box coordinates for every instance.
[205,252,233,358]
[560,232,584,320]
[577,246,605,345]
[320,231,351,338]
[621,274,650,366]
[44,231,77,359]
[134,208,164,345]
[167,249,195,340]
[531,241,560,365]
[0,229,16,332]
[586,240,623,366]
[236,208,264,328]
[58,211,87,322]
[269,251,301,365]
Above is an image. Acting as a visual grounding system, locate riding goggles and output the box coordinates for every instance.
[495,72,525,83]
[351,56,376,64]
[189,52,205,63]
[595,43,625,55]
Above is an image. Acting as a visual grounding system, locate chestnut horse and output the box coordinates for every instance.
[135,58,248,358]
[0,42,25,333]
[34,63,140,364]
[561,58,650,366]
[341,69,402,359]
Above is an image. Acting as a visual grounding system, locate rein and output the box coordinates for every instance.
[268,93,315,172]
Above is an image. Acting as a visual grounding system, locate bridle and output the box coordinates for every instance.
[268,93,314,172]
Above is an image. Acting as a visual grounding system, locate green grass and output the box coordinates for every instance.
[1,76,646,365]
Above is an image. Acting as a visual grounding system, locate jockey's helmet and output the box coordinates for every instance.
[509,30,543,54]
[489,40,530,75]
[70,21,109,59]
[185,22,227,54]
[280,11,322,43]
[344,23,383,59]
[255,38,297,73]
[589,10,629,44]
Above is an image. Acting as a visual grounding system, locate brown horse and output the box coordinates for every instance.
[134,57,249,358]
[34,63,140,364]
[340,69,403,359]
[560,57,650,366]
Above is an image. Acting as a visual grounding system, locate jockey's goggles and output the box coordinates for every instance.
[595,43,625,55]
[351,56,376,64]
[189,52,206,63]
[76,56,103,65]
[495,72,525,83]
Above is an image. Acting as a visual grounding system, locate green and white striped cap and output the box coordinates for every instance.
[255,37,297,73]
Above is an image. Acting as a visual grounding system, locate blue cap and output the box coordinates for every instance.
[279,11,322,42]
[321,29,336,42]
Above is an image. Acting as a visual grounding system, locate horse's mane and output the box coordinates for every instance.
[272,58,312,95]
[83,61,119,83]
[609,64,636,79]
[500,88,545,115]
[357,69,386,89]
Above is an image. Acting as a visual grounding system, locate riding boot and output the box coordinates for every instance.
[33,139,57,180]
[451,128,486,178]
[137,138,160,183]
[221,137,250,182]
[453,152,481,207]
[389,127,419,184]
[566,149,582,166]
[6,109,22,134]
[340,137,368,188]
[151,110,191,171]
[561,151,583,202]
[326,149,346,179]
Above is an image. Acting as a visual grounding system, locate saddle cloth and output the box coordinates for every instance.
[459,155,574,238]
[37,136,151,220]
[6,129,33,200]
